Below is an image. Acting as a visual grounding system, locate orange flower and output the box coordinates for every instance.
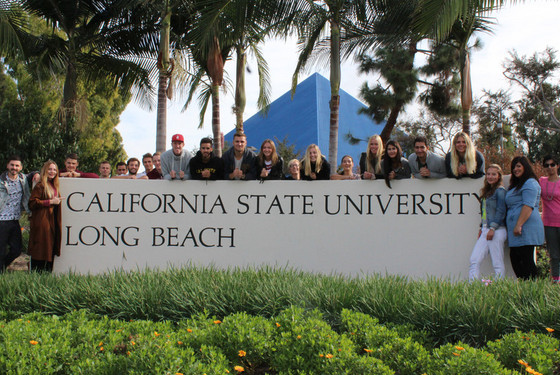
[130,341,136,345]
[325,354,333,359]
[176,373,184,375]
[29,340,38,345]
[275,322,281,327]
[99,342,104,347]
[238,350,246,357]
[116,329,122,332]
[452,352,460,356]
[187,329,193,333]
[296,335,302,339]
[455,346,465,351]
[364,349,372,353]
[100,347,104,351]
[518,360,529,367]
[319,354,324,357]
[214,320,222,324]
[154,331,160,337]
[546,327,555,333]
[234,366,244,372]
[177,341,183,345]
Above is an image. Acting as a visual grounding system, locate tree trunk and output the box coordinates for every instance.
[62,60,78,128]
[211,84,222,157]
[380,102,404,144]
[460,51,472,135]
[329,20,341,175]
[156,5,171,152]
[156,72,168,152]
[234,46,246,133]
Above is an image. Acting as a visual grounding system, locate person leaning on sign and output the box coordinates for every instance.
[468,164,507,281]
[255,139,284,180]
[28,160,63,272]
[59,153,99,178]
[445,132,485,179]
[189,138,224,180]
[161,134,192,180]
[359,135,384,180]
[330,155,360,180]
[382,140,411,188]
[506,156,544,280]
[300,144,330,180]
[285,159,301,180]
[223,132,257,180]
[407,136,446,179]
[144,152,163,180]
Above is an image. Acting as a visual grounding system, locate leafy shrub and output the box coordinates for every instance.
[427,342,514,375]
[486,329,560,375]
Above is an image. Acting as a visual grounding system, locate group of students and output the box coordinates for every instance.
[2,130,559,280]
[470,155,560,282]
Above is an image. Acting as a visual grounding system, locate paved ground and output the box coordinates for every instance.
[7,254,29,272]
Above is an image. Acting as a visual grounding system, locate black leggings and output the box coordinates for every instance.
[30,259,53,273]
[509,245,538,280]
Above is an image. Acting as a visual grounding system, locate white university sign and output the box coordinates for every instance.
[56,178,515,279]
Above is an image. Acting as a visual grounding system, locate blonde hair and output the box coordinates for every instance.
[450,132,476,176]
[480,164,503,198]
[366,135,383,174]
[40,160,59,199]
[288,159,300,169]
[302,144,323,176]
[257,139,279,165]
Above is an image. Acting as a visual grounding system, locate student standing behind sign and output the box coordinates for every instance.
[359,135,384,180]
[285,159,301,180]
[59,153,99,178]
[382,140,411,188]
[145,152,163,180]
[223,133,257,180]
[161,134,192,180]
[445,132,485,179]
[506,156,544,280]
[408,136,446,179]
[28,160,62,272]
[540,155,560,283]
[190,138,224,180]
[301,144,330,180]
[331,155,360,180]
[468,165,507,281]
[255,139,284,180]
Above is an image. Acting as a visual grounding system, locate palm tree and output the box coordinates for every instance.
[0,1,27,58]
[19,0,157,126]
[291,0,369,174]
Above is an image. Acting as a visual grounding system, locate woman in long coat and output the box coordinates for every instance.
[28,160,62,272]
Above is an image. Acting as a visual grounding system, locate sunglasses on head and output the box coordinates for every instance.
[544,163,557,168]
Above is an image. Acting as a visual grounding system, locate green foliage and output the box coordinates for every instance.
[427,343,513,375]
[1,268,560,351]
[273,136,302,174]
[486,330,560,375]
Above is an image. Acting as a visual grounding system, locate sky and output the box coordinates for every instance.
[117,1,560,161]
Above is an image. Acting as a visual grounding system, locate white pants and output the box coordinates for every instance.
[469,226,507,281]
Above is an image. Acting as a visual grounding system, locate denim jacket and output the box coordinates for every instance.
[481,186,506,229]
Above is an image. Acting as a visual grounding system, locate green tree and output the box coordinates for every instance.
[19,0,156,125]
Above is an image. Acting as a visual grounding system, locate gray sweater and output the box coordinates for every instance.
[161,149,192,180]
[408,151,446,179]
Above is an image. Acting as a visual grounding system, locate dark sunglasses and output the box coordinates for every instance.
[544,163,557,168]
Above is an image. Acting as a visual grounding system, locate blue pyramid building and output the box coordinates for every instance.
[224,73,385,163]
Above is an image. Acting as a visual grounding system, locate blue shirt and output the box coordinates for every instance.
[505,178,544,247]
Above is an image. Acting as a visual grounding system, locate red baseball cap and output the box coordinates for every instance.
[171,134,184,143]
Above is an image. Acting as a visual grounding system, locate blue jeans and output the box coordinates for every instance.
[0,220,22,272]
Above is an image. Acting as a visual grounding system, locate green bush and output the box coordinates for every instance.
[486,330,560,375]
[426,342,514,375]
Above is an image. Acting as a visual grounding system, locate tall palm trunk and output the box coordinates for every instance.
[460,49,472,134]
[234,45,247,133]
[207,37,224,156]
[211,84,222,156]
[328,20,341,175]
[156,5,171,152]
[62,59,78,127]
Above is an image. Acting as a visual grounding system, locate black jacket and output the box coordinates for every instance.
[255,155,284,180]
[189,151,224,180]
